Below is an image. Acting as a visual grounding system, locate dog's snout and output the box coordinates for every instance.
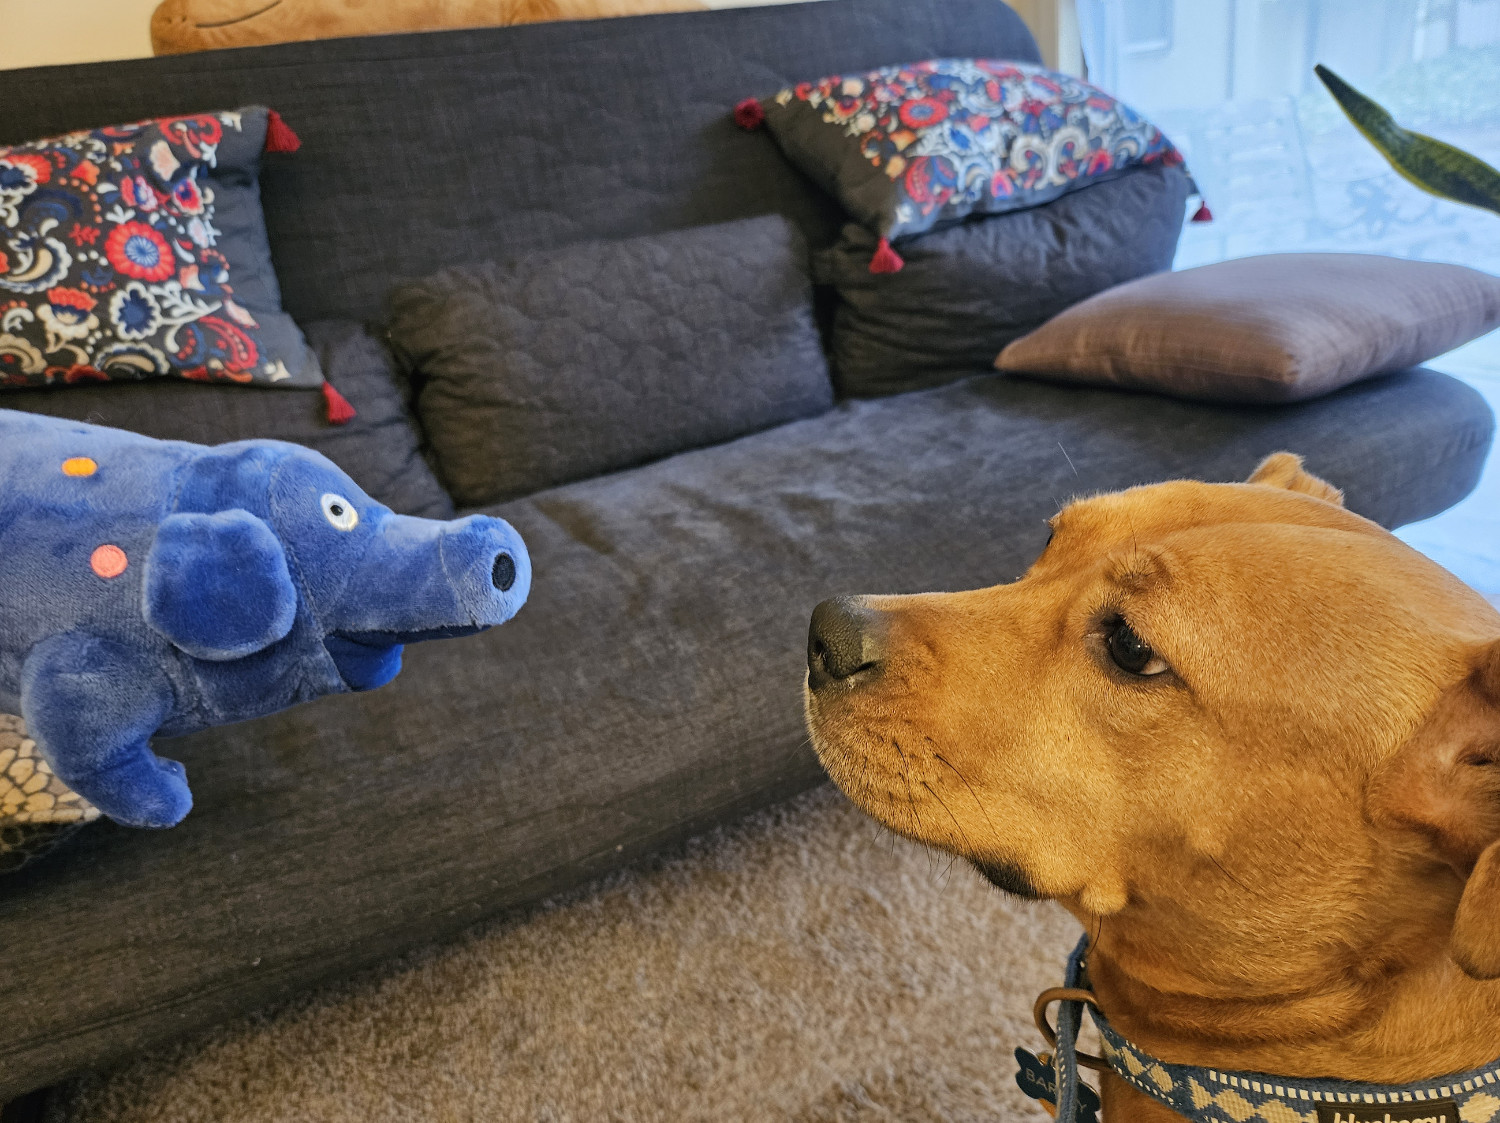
[492,552,517,592]
[807,597,882,690]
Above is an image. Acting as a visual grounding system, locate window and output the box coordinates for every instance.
[1077,0,1499,361]
[1121,0,1173,54]
[1078,0,1500,602]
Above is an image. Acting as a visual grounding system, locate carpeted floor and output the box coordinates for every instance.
[45,785,1082,1123]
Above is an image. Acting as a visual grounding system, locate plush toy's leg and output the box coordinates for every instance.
[20,634,190,829]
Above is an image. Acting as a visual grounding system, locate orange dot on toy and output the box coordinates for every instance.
[90,544,128,579]
[62,457,97,477]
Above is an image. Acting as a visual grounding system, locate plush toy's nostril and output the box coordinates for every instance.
[492,552,517,592]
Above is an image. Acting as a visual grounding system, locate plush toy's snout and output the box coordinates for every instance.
[321,512,532,692]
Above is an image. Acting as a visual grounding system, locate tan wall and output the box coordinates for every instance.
[0,0,1072,72]
[0,0,158,70]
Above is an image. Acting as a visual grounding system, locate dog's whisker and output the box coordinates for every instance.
[891,738,926,839]
[931,748,1004,850]
[1207,851,1252,895]
[937,852,960,888]
[921,778,979,865]
[1058,440,1079,478]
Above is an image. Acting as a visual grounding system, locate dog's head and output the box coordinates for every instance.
[805,454,1500,1000]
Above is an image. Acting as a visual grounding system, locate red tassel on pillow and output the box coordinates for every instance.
[734,98,766,130]
[869,237,905,274]
[264,110,302,154]
[1191,200,1214,223]
[322,381,356,425]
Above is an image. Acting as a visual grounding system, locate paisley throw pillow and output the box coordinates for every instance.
[738,59,1195,272]
[0,106,321,390]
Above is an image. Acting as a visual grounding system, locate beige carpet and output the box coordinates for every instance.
[47,785,1083,1123]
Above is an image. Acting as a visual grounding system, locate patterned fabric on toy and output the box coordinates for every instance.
[0,107,320,389]
[743,60,1190,270]
[0,713,100,875]
[0,409,531,831]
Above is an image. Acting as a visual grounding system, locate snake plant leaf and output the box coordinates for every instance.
[1314,63,1500,217]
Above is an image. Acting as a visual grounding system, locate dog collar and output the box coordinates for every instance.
[1017,936,1500,1123]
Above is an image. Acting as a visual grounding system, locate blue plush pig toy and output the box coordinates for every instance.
[0,410,531,829]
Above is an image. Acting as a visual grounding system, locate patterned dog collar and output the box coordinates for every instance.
[1017,936,1500,1123]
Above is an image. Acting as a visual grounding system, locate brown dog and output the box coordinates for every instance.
[804,453,1500,1123]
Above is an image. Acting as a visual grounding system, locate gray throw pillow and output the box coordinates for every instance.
[388,216,834,507]
[816,163,1192,397]
[996,254,1500,404]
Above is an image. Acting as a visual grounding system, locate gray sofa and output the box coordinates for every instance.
[0,0,1493,1102]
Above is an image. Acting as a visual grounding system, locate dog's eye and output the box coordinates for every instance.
[1106,619,1168,677]
[320,492,359,532]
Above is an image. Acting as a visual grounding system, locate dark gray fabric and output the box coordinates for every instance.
[817,163,1193,396]
[0,821,87,877]
[0,366,1490,1100]
[0,0,1042,326]
[0,320,451,518]
[390,216,834,506]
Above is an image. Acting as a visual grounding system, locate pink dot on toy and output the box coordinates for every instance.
[90,544,128,579]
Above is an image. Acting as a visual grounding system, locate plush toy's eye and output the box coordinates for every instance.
[320,493,359,531]
[1105,617,1169,677]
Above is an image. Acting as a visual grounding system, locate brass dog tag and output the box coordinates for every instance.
[1314,1101,1459,1123]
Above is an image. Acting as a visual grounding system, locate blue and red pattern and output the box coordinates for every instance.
[0,108,303,388]
[768,59,1188,243]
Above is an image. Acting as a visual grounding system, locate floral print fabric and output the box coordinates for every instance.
[763,59,1189,241]
[0,107,320,389]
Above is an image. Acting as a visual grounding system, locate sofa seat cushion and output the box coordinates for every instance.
[0,365,1489,1098]
[0,320,453,519]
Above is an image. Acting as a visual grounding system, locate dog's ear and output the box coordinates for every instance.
[1246,452,1345,506]
[1370,638,1500,977]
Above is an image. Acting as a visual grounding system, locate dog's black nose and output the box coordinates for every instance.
[492,553,517,592]
[808,597,882,690]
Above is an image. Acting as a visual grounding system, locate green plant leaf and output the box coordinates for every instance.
[1314,63,1500,217]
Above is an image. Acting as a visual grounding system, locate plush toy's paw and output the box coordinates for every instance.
[20,633,189,828]
[89,752,193,829]
[145,510,298,661]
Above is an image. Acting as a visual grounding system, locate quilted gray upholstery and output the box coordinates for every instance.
[389,216,834,506]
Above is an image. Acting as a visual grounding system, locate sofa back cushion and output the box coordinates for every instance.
[389,216,833,506]
[817,162,1193,396]
[0,0,1040,326]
